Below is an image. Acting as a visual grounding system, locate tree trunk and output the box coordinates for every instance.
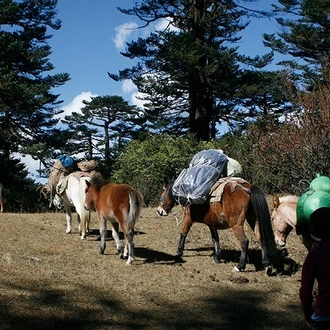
[188,0,213,141]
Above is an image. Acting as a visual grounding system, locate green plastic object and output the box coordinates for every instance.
[296,174,330,225]
[309,175,330,192]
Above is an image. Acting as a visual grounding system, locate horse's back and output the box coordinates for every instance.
[279,195,299,205]
[98,183,142,214]
[65,174,90,212]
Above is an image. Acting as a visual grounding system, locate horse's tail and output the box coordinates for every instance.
[127,189,143,230]
[250,185,278,257]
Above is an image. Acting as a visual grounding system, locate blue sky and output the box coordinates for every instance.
[49,0,280,117]
[25,0,282,179]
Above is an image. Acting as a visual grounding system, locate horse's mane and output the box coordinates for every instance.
[279,195,299,204]
[90,176,108,191]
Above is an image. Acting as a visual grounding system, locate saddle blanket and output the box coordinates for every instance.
[209,177,249,203]
[56,172,90,195]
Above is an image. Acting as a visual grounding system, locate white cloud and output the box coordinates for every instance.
[56,91,98,122]
[114,22,138,51]
[122,79,137,93]
[121,79,149,108]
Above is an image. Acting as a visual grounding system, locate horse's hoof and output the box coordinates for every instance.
[175,255,183,263]
[99,250,105,255]
[265,266,272,276]
[126,257,134,265]
[66,229,71,234]
[233,266,242,272]
[213,257,221,264]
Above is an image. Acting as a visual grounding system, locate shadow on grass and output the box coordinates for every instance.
[87,229,146,241]
[0,278,304,330]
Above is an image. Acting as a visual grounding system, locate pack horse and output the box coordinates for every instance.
[158,178,278,274]
[53,173,91,239]
[85,180,143,265]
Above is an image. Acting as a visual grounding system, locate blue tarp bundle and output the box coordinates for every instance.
[172,150,228,205]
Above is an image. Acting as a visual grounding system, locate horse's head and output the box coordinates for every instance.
[271,194,297,247]
[157,179,176,216]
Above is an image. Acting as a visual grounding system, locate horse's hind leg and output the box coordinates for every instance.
[99,216,107,254]
[209,226,221,263]
[231,224,249,271]
[79,209,90,240]
[111,222,124,257]
[124,230,135,265]
[253,221,272,274]
[64,204,73,234]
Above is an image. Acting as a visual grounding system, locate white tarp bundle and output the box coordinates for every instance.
[172,149,229,205]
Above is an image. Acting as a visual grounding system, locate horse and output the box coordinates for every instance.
[53,172,91,240]
[84,180,143,265]
[271,194,314,251]
[0,183,4,212]
[157,178,278,274]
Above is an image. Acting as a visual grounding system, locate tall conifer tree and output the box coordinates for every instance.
[110,0,276,140]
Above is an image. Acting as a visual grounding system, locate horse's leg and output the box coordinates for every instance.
[79,208,90,240]
[99,215,107,254]
[208,226,221,263]
[86,211,91,233]
[77,213,84,239]
[252,221,272,274]
[124,230,135,265]
[64,204,73,234]
[176,208,193,260]
[111,222,124,257]
[231,224,249,271]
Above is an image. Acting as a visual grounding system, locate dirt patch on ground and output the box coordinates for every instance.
[0,203,308,330]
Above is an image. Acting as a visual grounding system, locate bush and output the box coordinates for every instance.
[243,76,330,195]
[112,134,232,205]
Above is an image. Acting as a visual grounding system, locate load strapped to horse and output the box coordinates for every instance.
[296,174,330,242]
[171,149,242,206]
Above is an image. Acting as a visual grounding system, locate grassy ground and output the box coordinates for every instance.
[0,204,308,330]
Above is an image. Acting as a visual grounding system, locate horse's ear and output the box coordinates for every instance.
[272,194,280,209]
[86,180,91,188]
[163,178,168,188]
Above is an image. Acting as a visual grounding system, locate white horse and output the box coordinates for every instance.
[0,183,4,212]
[53,173,91,239]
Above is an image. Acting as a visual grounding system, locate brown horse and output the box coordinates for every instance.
[271,194,314,251]
[157,178,278,274]
[0,183,3,213]
[85,180,143,264]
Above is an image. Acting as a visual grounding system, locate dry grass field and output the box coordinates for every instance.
[0,202,309,330]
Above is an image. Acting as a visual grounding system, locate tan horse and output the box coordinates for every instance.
[85,180,143,265]
[271,194,313,251]
[0,183,4,212]
[158,178,278,274]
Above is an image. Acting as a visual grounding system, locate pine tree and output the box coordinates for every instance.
[0,0,70,182]
[62,95,144,170]
[263,0,330,87]
[109,0,276,141]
